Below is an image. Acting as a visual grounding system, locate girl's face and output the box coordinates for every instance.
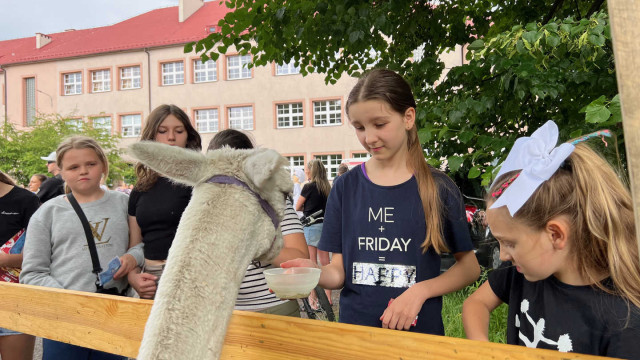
[348,100,414,163]
[155,114,188,148]
[28,176,43,192]
[486,206,566,282]
[60,148,106,195]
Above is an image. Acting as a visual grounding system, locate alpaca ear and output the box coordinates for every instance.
[243,149,291,192]
[128,141,206,186]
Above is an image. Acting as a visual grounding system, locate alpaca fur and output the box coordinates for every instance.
[129,141,292,360]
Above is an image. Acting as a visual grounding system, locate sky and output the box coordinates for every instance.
[0,0,182,41]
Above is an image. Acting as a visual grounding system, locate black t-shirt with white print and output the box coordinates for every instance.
[489,263,640,358]
[0,186,39,245]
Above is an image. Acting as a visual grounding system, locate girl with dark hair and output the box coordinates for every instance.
[283,69,480,334]
[463,122,640,357]
[0,171,39,360]
[126,104,202,299]
[207,129,309,317]
[28,173,48,193]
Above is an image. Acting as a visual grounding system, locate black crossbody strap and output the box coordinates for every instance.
[67,193,102,276]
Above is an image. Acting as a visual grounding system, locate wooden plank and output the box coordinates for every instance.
[0,282,612,359]
[608,0,640,252]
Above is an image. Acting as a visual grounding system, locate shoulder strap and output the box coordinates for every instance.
[67,193,102,276]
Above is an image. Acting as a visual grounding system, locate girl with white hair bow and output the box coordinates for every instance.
[463,121,640,358]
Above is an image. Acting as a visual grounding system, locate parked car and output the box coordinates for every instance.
[440,195,502,272]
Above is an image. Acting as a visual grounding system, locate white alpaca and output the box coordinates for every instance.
[129,141,292,360]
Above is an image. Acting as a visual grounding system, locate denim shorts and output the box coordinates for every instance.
[0,327,21,336]
[303,223,323,247]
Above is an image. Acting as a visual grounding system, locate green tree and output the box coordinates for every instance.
[187,0,617,196]
[0,114,135,187]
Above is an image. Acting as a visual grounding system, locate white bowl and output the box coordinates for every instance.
[263,267,321,299]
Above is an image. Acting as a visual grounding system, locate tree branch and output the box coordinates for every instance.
[543,0,565,24]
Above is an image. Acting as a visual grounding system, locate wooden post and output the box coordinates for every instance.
[0,283,612,359]
[608,0,640,253]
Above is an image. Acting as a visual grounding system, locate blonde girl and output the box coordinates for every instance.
[21,136,129,360]
[283,69,480,334]
[462,121,640,357]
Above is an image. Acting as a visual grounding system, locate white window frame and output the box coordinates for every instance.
[162,61,184,86]
[121,114,141,137]
[63,72,82,95]
[91,69,111,93]
[315,154,343,180]
[352,152,370,159]
[25,77,36,126]
[276,102,304,128]
[92,116,112,134]
[120,66,141,90]
[227,55,252,80]
[313,99,342,126]
[193,59,217,83]
[276,60,300,76]
[286,156,305,169]
[195,109,219,133]
[228,106,253,130]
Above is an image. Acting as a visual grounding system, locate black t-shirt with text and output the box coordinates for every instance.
[489,263,640,358]
[1,186,39,245]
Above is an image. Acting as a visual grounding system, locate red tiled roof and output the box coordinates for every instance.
[0,2,231,66]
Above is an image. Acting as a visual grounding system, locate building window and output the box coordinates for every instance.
[194,59,217,83]
[276,60,300,76]
[63,72,82,95]
[121,114,141,137]
[66,118,84,131]
[313,99,342,126]
[352,152,370,159]
[162,61,184,86]
[315,154,343,180]
[286,155,305,169]
[24,77,35,126]
[120,66,141,90]
[228,106,253,130]
[92,116,112,134]
[227,55,251,80]
[195,109,219,133]
[91,69,111,92]
[276,103,303,128]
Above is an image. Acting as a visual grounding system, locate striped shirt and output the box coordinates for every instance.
[234,198,303,311]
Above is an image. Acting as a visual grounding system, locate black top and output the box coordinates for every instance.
[128,177,192,260]
[1,186,39,245]
[37,174,64,204]
[489,263,640,358]
[301,182,328,222]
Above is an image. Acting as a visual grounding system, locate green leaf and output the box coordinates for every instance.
[525,22,538,31]
[609,94,622,123]
[276,7,286,20]
[569,129,583,138]
[418,128,433,143]
[585,106,612,123]
[546,34,560,47]
[468,39,485,51]
[447,156,465,172]
[184,42,195,53]
[588,34,605,46]
[468,166,481,179]
[522,31,538,45]
[459,131,474,144]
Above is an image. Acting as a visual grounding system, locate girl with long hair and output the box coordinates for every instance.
[283,69,480,334]
[463,121,640,357]
[126,104,202,299]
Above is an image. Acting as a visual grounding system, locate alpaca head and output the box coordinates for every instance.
[128,141,292,262]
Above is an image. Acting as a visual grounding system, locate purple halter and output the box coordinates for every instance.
[206,175,280,230]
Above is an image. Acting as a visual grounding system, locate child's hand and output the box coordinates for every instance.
[280,258,318,269]
[380,287,425,330]
[114,254,137,280]
[128,270,158,299]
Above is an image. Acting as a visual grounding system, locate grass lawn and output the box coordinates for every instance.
[442,270,508,343]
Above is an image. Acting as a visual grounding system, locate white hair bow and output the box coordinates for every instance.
[490,120,575,216]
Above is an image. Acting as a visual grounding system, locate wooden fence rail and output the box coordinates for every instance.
[0,282,613,360]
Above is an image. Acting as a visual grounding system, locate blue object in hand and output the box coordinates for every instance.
[98,256,122,286]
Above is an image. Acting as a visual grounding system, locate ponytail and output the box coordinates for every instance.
[407,126,447,254]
